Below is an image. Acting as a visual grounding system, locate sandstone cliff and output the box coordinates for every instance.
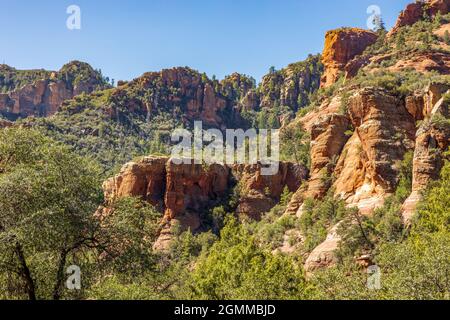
[389,0,450,36]
[104,56,322,130]
[0,61,108,120]
[320,28,377,88]
[287,0,450,271]
[102,157,308,250]
[301,85,448,272]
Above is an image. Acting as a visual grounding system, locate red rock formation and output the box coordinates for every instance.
[135,68,232,128]
[403,94,450,222]
[320,28,378,88]
[299,95,342,133]
[295,1,450,273]
[348,88,416,196]
[102,156,168,210]
[0,62,106,119]
[164,161,230,221]
[389,0,450,36]
[405,83,449,120]
[233,162,307,220]
[101,156,308,250]
[306,113,350,199]
[333,133,367,204]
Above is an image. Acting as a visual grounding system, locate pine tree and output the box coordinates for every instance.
[396,33,406,50]
[373,14,386,32]
[444,30,450,45]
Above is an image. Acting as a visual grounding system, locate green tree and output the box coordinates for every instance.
[280,124,311,167]
[444,30,450,45]
[412,153,450,235]
[373,14,386,33]
[187,217,309,300]
[96,197,163,277]
[0,128,103,300]
[395,150,414,201]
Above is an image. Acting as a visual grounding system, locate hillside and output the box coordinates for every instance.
[21,55,322,174]
[0,0,449,301]
[0,61,110,121]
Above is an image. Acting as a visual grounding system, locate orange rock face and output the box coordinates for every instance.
[102,157,308,250]
[348,88,416,194]
[0,62,105,120]
[164,161,230,221]
[403,93,449,222]
[406,84,449,121]
[320,28,377,88]
[389,0,450,36]
[306,113,350,199]
[232,163,307,220]
[103,156,168,210]
[299,95,342,133]
[333,133,367,203]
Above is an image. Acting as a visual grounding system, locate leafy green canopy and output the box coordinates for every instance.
[187,217,310,300]
[0,127,103,300]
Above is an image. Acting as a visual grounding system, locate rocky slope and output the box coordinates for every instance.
[0,61,108,120]
[258,55,323,112]
[302,84,449,271]
[389,0,450,36]
[1,0,445,273]
[101,157,308,250]
[91,0,450,267]
[87,55,323,129]
[291,1,450,271]
[17,55,322,175]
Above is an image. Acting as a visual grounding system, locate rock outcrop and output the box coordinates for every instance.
[320,28,378,88]
[164,161,230,222]
[306,113,350,199]
[304,224,341,272]
[402,92,450,222]
[233,163,308,220]
[102,157,308,250]
[103,156,169,210]
[345,88,416,206]
[389,0,450,36]
[389,52,450,75]
[406,83,449,121]
[290,87,420,271]
[258,55,323,112]
[130,68,231,128]
[0,61,107,120]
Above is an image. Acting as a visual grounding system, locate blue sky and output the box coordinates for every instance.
[0,0,410,82]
